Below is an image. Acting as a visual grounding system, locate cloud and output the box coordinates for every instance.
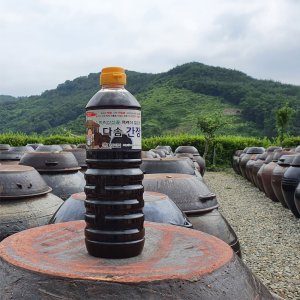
[0,0,300,96]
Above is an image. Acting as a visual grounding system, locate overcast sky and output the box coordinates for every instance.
[1,0,300,96]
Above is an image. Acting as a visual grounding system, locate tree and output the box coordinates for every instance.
[275,103,295,144]
[197,112,229,162]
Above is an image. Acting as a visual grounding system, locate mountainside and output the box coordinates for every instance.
[1,62,300,138]
[0,95,17,103]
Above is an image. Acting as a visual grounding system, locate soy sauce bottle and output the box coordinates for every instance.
[85,67,145,258]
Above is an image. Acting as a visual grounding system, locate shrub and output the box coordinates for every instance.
[0,133,85,146]
[0,132,278,168]
[281,137,300,147]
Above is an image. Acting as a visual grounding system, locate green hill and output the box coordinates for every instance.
[1,62,300,138]
[0,95,17,103]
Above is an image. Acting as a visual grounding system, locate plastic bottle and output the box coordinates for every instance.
[85,67,145,258]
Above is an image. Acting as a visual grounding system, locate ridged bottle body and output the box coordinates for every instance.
[85,87,144,258]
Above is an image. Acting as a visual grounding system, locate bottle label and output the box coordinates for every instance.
[86,109,141,150]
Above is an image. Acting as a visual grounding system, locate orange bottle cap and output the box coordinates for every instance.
[100,67,126,86]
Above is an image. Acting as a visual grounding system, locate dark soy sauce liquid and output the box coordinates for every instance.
[85,87,145,258]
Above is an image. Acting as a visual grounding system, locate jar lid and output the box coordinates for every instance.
[0,144,10,151]
[266,146,282,152]
[272,150,295,162]
[143,174,218,213]
[234,150,243,156]
[19,152,80,172]
[0,165,51,199]
[35,145,63,152]
[175,146,199,155]
[243,147,249,153]
[246,147,265,154]
[264,152,274,164]
[278,154,298,166]
[141,158,196,176]
[258,152,268,160]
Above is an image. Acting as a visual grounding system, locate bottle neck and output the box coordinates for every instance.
[101,84,125,89]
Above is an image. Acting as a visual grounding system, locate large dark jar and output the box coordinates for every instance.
[174,146,206,176]
[0,165,63,240]
[261,150,293,202]
[143,174,241,257]
[245,154,258,183]
[232,149,243,175]
[281,154,300,217]
[251,152,268,188]
[19,151,85,200]
[0,146,34,165]
[271,155,297,208]
[294,182,300,215]
[239,147,265,179]
[49,191,192,228]
[141,157,201,178]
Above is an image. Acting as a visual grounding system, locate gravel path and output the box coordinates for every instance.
[204,170,300,300]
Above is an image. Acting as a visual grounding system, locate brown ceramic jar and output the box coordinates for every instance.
[252,153,268,188]
[282,154,300,218]
[239,147,265,179]
[245,154,263,183]
[232,149,243,175]
[271,154,298,208]
[261,150,294,202]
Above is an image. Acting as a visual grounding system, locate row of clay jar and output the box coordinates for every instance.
[233,146,300,218]
[0,143,89,241]
[0,143,87,200]
[0,142,243,257]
